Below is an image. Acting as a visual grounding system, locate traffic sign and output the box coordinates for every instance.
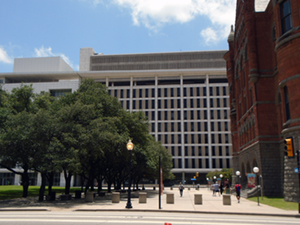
[294,167,300,173]
[191,178,196,181]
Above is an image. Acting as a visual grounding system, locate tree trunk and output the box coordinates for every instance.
[38,173,46,201]
[47,172,54,195]
[22,166,29,198]
[63,169,72,195]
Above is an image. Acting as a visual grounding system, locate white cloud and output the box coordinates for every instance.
[34,46,78,70]
[108,0,236,44]
[0,46,13,64]
[201,27,218,45]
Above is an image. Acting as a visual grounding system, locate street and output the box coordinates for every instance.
[0,211,299,225]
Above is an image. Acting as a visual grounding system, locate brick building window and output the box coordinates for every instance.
[284,86,291,120]
[280,0,292,34]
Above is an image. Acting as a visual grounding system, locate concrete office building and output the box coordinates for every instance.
[0,48,232,186]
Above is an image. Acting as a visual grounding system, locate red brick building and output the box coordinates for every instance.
[224,0,300,200]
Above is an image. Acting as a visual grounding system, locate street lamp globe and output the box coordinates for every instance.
[220,174,223,178]
[127,140,134,151]
[236,171,240,176]
[253,167,259,174]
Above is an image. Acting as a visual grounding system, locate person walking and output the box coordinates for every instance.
[178,182,184,197]
[219,182,224,195]
[235,182,242,203]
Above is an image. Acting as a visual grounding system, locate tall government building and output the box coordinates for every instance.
[0,47,232,186]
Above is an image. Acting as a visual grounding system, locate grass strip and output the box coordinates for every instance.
[248,196,298,211]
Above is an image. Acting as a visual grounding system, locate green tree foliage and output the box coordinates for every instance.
[0,79,174,197]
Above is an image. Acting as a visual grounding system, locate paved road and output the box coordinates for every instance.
[0,211,299,225]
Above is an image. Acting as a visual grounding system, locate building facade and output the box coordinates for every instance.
[0,48,232,186]
[224,0,300,200]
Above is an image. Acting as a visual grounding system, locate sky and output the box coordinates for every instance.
[0,0,237,73]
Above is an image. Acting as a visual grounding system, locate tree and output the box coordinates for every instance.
[0,85,35,197]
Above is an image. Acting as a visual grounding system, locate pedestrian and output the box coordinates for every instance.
[215,182,220,196]
[235,182,242,203]
[178,182,184,197]
[219,182,224,195]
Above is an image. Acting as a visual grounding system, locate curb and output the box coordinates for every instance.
[74,208,300,218]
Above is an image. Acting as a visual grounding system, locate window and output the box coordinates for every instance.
[212,146,215,156]
[210,110,214,119]
[139,100,142,109]
[139,89,143,97]
[178,134,181,143]
[178,111,181,120]
[205,146,209,156]
[219,159,223,168]
[219,146,222,156]
[145,100,148,109]
[178,122,181,131]
[171,88,174,97]
[197,87,200,96]
[177,88,180,96]
[210,98,214,107]
[185,147,188,156]
[212,159,216,168]
[145,89,148,97]
[190,111,194,120]
[133,100,136,109]
[171,147,175,156]
[120,90,123,98]
[197,99,200,107]
[152,88,155,97]
[165,122,168,132]
[184,99,187,108]
[158,123,161,132]
[164,88,168,97]
[164,99,168,108]
[152,100,155,109]
[191,122,194,131]
[190,99,194,108]
[127,89,130,98]
[199,159,202,168]
[178,159,182,168]
[284,86,291,120]
[185,159,189,168]
[223,86,227,95]
[171,111,174,120]
[158,88,161,97]
[216,87,219,96]
[151,123,155,132]
[198,146,202,156]
[158,111,161,120]
[151,111,155,120]
[177,99,181,108]
[211,122,214,131]
[203,87,207,96]
[198,134,201,143]
[158,100,161,108]
[165,134,168,143]
[206,159,209,168]
[178,146,182,156]
[184,88,187,96]
[133,89,136,98]
[164,111,168,120]
[190,88,193,96]
[171,135,174,144]
[281,0,292,34]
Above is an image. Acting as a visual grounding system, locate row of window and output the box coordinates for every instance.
[173,158,230,169]
[153,121,229,132]
[156,133,230,144]
[109,86,228,98]
[168,145,230,157]
[145,110,229,122]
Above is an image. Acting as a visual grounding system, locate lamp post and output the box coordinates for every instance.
[236,171,241,185]
[126,140,133,209]
[253,167,260,206]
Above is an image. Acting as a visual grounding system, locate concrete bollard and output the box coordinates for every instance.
[170,187,173,190]
[139,192,147,203]
[223,194,231,205]
[194,194,203,205]
[85,192,94,202]
[166,193,174,204]
[112,192,120,203]
[188,187,190,190]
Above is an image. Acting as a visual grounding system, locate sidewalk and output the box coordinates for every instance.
[0,187,299,217]
[73,187,299,217]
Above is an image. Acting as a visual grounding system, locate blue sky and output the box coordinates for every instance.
[0,0,236,73]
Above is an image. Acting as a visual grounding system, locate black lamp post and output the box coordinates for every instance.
[236,171,241,184]
[126,139,133,209]
[253,167,260,206]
